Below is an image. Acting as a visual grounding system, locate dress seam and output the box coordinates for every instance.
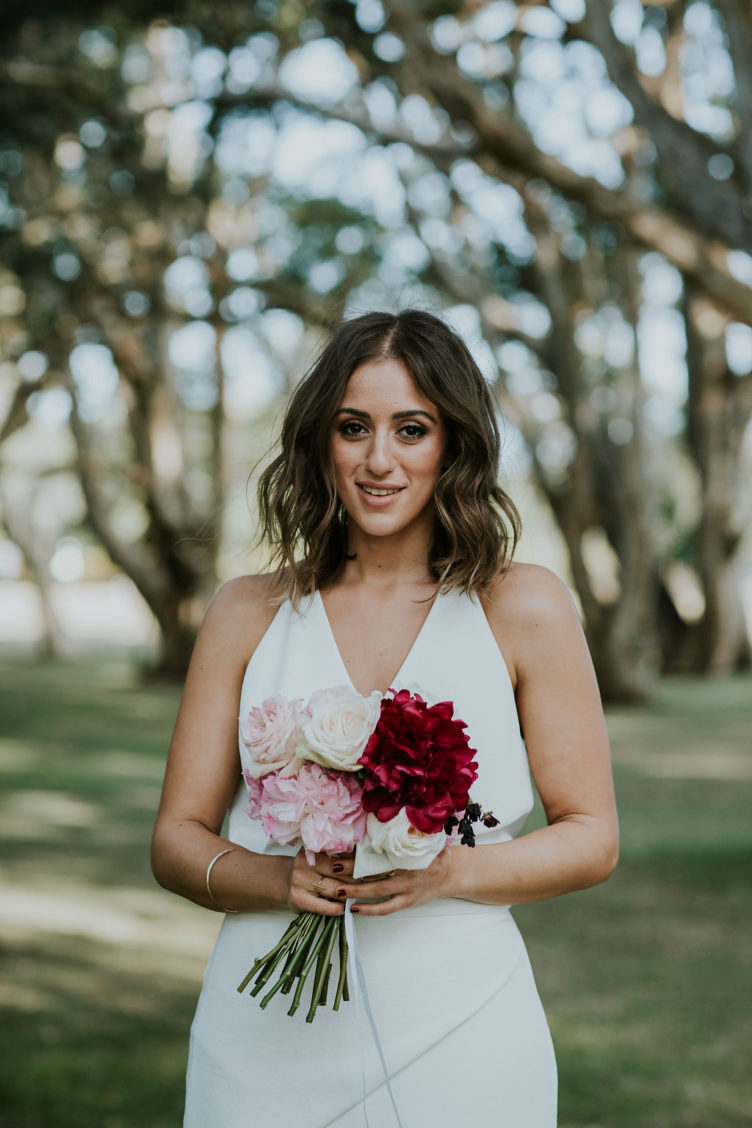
[321,941,527,1128]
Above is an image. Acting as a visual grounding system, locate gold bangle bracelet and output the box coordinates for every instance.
[205,848,240,913]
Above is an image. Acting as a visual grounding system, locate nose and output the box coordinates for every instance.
[364,430,396,477]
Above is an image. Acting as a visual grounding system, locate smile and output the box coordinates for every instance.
[359,485,404,496]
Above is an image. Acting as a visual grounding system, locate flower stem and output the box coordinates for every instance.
[249,934,298,998]
[258,912,321,1010]
[319,960,332,1006]
[236,915,305,995]
[333,918,349,1011]
[286,917,332,1017]
[306,918,340,1023]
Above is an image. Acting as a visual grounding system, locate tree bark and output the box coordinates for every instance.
[0,476,64,659]
[67,348,219,678]
[676,284,752,671]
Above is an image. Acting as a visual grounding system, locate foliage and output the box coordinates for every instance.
[1,1,751,690]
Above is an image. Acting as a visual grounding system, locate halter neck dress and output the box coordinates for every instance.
[184,588,558,1126]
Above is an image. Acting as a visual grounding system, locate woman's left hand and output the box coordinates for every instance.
[333,845,456,915]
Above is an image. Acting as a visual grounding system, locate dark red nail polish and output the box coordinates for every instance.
[336,888,346,897]
[332,862,343,873]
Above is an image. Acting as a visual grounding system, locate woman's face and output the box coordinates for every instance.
[330,356,446,541]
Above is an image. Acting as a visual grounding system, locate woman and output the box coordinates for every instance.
[151,309,619,1127]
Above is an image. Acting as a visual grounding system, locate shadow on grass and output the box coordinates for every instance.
[1,934,195,1128]
[520,848,752,1128]
[1,653,751,1127]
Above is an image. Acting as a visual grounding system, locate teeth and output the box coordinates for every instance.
[361,486,401,496]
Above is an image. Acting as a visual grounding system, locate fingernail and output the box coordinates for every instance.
[350,906,359,913]
[332,862,343,873]
[336,888,346,897]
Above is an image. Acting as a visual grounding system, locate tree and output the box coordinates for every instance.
[1,0,750,691]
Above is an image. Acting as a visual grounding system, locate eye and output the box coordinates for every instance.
[399,422,428,440]
[338,419,368,437]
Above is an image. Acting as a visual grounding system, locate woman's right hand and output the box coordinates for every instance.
[286,848,355,915]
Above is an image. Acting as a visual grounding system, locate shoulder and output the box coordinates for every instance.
[193,573,282,672]
[481,561,579,628]
[479,562,585,688]
[209,573,279,616]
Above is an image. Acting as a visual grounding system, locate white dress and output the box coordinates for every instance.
[184,589,558,1126]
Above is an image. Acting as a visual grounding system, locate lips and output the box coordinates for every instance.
[355,482,406,505]
[359,484,404,496]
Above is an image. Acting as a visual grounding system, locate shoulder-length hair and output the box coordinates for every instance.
[256,309,521,604]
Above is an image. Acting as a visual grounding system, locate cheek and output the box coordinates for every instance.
[330,437,356,480]
[412,439,445,482]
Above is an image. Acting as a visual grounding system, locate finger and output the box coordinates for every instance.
[290,882,345,915]
[336,875,404,898]
[314,852,355,878]
[349,894,409,917]
[356,869,396,883]
[308,874,349,903]
[299,896,344,917]
[334,881,401,908]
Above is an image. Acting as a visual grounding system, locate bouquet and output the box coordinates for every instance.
[236,685,498,1022]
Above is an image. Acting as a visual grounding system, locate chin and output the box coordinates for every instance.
[344,500,434,539]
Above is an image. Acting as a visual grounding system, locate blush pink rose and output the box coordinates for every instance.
[240,695,304,779]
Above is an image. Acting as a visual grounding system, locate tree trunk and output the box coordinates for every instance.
[671,286,752,672]
[0,477,65,659]
[151,593,201,679]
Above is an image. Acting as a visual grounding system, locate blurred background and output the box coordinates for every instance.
[1,2,750,1126]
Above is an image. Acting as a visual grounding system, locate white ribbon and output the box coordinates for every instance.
[344,899,404,1128]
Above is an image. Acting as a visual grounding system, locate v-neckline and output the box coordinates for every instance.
[315,587,441,698]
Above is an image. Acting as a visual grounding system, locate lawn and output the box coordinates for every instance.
[1,651,750,1127]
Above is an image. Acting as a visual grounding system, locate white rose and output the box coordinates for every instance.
[298,685,382,772]
[353,810,446,879]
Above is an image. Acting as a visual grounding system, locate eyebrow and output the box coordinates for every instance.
[335,407,439,425]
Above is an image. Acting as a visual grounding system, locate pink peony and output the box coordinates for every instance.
[243,763,367,864]
[240,696,304,779]
[243,773,265,820]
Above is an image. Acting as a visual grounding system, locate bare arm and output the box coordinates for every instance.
[150,577,345,917]
[341,564,619,914]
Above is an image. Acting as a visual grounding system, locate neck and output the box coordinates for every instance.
[343,519,434,587]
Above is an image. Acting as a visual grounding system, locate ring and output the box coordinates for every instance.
[312,878,326,896]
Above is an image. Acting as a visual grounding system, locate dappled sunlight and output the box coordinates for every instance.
[98,750,166,781]
[1,930,206,1023]
[0,738,45,769]
[1,878,220,986]
[616,745,752,781]
[2,655,751,1126]
[2,789,100,829]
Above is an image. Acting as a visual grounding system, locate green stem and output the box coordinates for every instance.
[279,933,305,994]
[333,917,349,1011]
[258,913,322,1010]
[281,913,321,977]
[287,917,332,1017]
[319,960,332,1007]
[237,915,305,994]
[250,934,299,997]
[306,918,339,1023]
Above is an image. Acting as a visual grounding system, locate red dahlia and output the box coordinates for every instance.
[358,689,479,834]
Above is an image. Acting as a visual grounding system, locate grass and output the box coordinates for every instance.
[1,650,750,1127]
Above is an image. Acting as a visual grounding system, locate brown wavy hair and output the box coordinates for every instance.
[256,309,521,603]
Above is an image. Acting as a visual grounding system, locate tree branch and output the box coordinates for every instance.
[713,0,752,187]
[583,0,748,250]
